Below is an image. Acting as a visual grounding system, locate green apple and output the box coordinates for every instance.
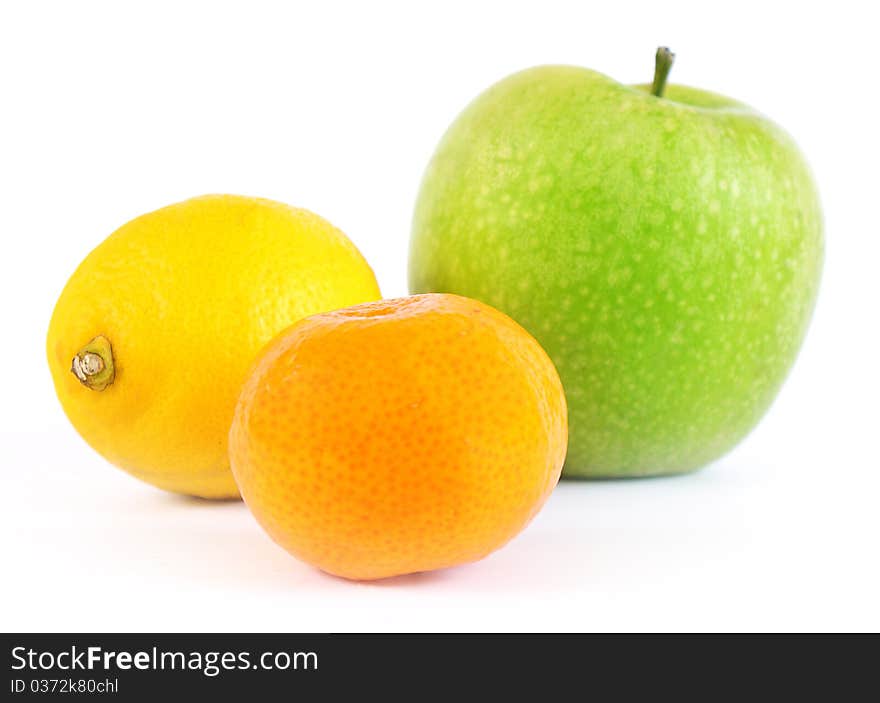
[409,49,823,477]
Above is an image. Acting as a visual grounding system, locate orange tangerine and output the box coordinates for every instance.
[229,293,567,580]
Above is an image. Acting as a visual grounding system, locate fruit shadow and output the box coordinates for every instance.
[133,494,578,592]
[349,568,462,588]
[130,491,457,589]
[559,468,702,482]
[163,493,243,506]
[125,467,728,593]
[125,492,510,590]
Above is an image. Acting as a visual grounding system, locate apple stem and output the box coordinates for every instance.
[651,47,675,98]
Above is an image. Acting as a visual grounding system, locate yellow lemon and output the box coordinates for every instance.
[47,194,381,498]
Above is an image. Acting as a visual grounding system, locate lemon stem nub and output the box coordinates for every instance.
[71,335,115,391]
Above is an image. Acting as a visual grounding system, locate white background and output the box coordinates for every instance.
[1,1,878,632]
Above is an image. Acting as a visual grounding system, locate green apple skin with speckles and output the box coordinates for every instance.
[409,65,823,478]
